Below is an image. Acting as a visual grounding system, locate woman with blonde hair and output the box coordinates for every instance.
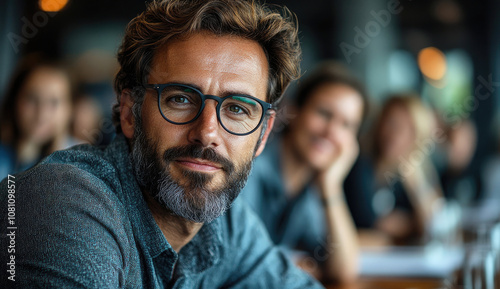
[345,93,443,244]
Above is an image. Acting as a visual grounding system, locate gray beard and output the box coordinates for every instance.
[130,120,253,223]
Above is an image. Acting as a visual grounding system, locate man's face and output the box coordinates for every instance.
[127,32,270,223]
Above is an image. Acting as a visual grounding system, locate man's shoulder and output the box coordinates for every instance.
[2,162,123,213]
[1,142,127,211]
[42,143,117,178]
[42,141,127,194]
[0,157,138,288]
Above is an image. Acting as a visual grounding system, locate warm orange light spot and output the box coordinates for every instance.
[39,0,68,12]
[418,47,447,81]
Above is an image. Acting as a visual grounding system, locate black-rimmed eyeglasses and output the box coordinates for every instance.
[145,83,273,136]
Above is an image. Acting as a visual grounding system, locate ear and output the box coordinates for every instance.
[120,89,135,139]
[254,111,276,157]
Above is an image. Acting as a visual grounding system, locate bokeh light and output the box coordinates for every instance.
[39,0,69,12]
[418,47,447,81]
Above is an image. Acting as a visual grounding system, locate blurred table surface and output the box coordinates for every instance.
[325,277,446,289]
[320,243,460,289]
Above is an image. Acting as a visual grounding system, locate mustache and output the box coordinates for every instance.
[162,144,235,173]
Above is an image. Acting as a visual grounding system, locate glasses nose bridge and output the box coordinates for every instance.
[196,94,223,126]
[203,94,224,106]
[200,94,224,119]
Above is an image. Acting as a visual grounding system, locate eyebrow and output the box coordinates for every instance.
[167,81,257,99]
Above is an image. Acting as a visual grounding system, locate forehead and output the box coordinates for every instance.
[310,83,363,110]
[27,67,67,84]
[148,32,269,100]
[22,67,70,95]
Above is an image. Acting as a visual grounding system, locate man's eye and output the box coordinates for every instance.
[229,105,242,113]
[229,105,250,115]
[172,96,189,103]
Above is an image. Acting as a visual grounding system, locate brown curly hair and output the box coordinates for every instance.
[112,0,302,132]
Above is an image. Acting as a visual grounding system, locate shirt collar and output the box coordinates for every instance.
[176,219,224,275]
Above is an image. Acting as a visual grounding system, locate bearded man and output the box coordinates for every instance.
[0,0,324,288]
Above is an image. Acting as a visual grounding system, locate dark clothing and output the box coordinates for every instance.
[343,155,414,228]
[343,156,378,228]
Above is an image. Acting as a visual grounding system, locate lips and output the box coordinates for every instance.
[310,136,334,153]
[175,158,222,172]
[162,144,235,174]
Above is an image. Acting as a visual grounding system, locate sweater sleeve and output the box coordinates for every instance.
[0,163,132,289]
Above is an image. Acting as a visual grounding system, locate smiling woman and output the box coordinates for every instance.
[241,61,368,283]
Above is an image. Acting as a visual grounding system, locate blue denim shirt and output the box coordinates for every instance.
[241,136,328,256]
[0,134,323,288]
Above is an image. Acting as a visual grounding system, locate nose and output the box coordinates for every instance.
[325,119,345,145]
[187,100,222,147]
[35,99,51,124]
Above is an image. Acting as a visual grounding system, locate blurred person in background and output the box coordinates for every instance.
[242,61,367,283]
[0,55,77,180]
[72,93,104,145]
[345,94,444,244]
[438,119,481,205]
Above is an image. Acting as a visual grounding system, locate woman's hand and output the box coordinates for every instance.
[316,133,359,196]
